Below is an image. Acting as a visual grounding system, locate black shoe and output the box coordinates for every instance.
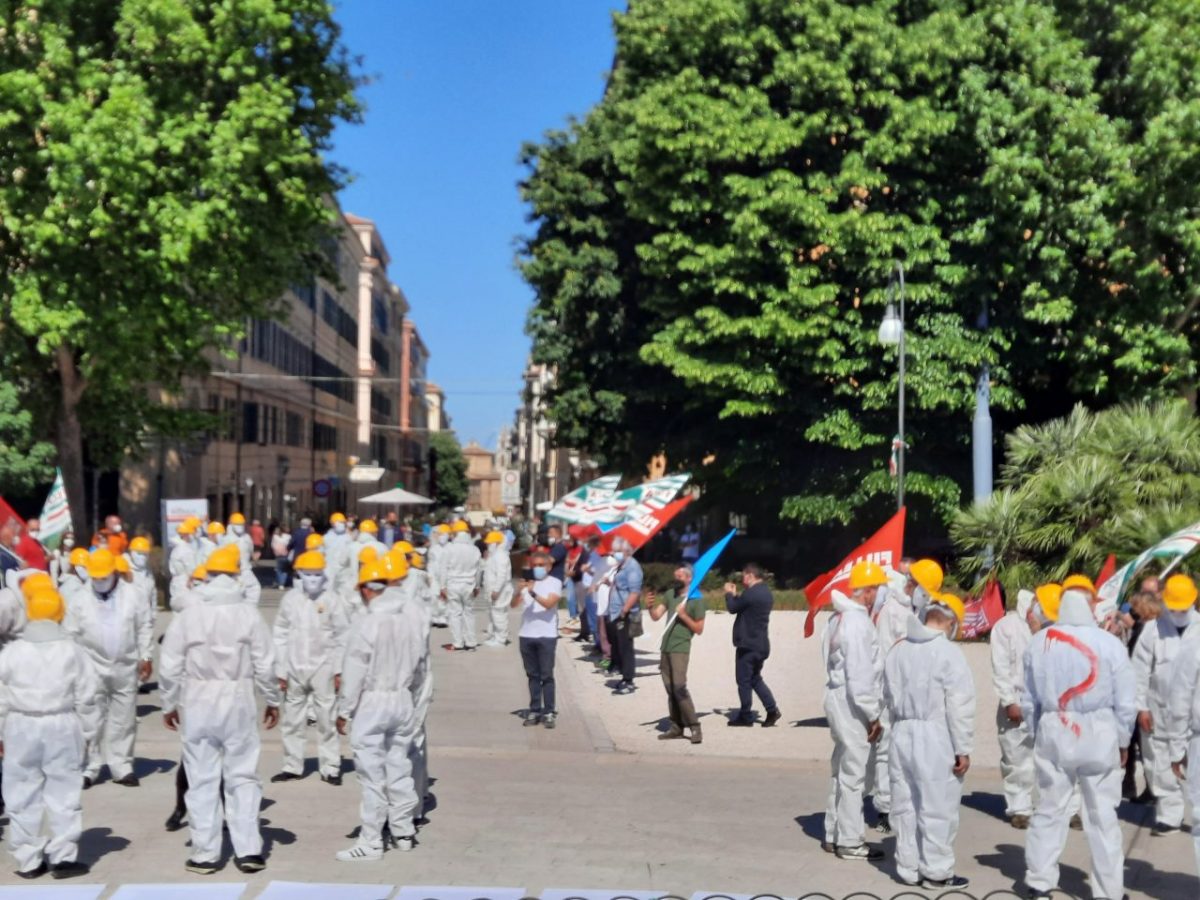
[612,682,635,695]
[234,854,266,873]
[876,813,892,834]
[1069,814,1083,831]
[17,861,48,879]
[1025,889,1053,900]
[82,777,94,790]
[51,861,90,880]
[658,728,686,741]
[186,859,221,875]
[165,809,187,832]
[1152,822,1182,836]
[923,875,969,889]
[270,771,303,783]
[763,708,782,728]
[689,727,703,745]
[321,773,343,786]
[1134,788,1156,805]
[113,773,140,787]
[821,841,837,854]
[727,716,754,727]
[523,713,542,727]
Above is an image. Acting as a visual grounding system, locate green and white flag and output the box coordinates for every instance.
[38,468,72,550]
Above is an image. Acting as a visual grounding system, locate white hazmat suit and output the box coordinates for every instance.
[63,579,152,782]
[426,538,449,627]
[1132,605,1199,830]
[274,577,351,778]
[1022,591,1137,900]
[400,573,434,817]
[869,570,912,825]
[482,543,513,646]
[884,616,975,884]
[1163,626,1200,879]
[159,575,281,865]
[822,590,883,850]
[443,533,482,650]
[991,589,1036,819]
[0,619,99,874]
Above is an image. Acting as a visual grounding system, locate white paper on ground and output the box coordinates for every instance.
[108,885,246,900]
[0,887,106,900]
[540,891,666,900]
[393,889,526,900]
[257,884,394,900]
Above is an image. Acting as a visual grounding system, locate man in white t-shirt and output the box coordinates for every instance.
[512,551,562,729]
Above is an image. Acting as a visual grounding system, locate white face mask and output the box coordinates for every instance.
[231,524,245,536]
[111,523,123,534]
[27,530,40,541]
[131,552,148,570]
[438,534,449,546]
[611,551,625,563]
[547,536,558,545]
[333,522,347,535]
[74,565,89,581]
[93,574,118,595]
[299,572,326,597]
[1169,609,1192,628]
[63,537,74,549]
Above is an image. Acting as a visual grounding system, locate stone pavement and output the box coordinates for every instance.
[0,594,1193,898]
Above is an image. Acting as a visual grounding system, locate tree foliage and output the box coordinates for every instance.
[429,431,469,509]
[0,1,360,534]
[0,380,54,495]
[952,402,1200,594]
[519,0,1200,537]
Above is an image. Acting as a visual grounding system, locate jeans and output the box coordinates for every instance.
[274,557,290,588]
[582,592,596,643]
[661,651,699,730]
[610,616,636,685]
[565,579,578,619]
[519,636,557,715]
[735,647,777,717]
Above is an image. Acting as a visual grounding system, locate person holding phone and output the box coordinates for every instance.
[513,551,562,728]
[646,564,706,744]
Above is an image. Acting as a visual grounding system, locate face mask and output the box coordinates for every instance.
[231,524,245,536]
[532,566,547,580]
[131,552,148,570]
[75,565,89,581]
[111,523,123,534]
[612,551,625,563]
[299,572,326,597]
[28,530,40,541]
[438,534,449,546]
[547,536,558,545]
[94,574,117,595]
[912,586,930,612]
[358,532,371,543]
[333,522,347,535]
[63,537,74,549]
[1169,609,1192,628]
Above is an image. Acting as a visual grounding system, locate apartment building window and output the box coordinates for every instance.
[313,422,339,452]
[372,293,389,335]
[312,353,354,403]
[221,397,237,441]
[370,337,390,374]
[285,412,305,448]
[291,280,316,310]
[321,291,357,346]
[241,402,259,444]
[371,387,392,420]
[249,320,312,377]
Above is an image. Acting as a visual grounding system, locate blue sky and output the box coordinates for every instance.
[332,1,622,450]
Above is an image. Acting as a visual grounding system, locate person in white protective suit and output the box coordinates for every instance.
[397,548,434,822]
[1164,575,1200,881]
[1133,572,1200,835]
[426,524,451,627]
[884,590,974,889]
[58,548,91,603]
[271,550,351,786]
[481,531,513,647]
[335,556,427,861]
[0,588,99,880]
[870,557,943,834]
[214,526,262,607]
[199,520,224,563]
[63,548,152,788]
[1022,582,1137,900]
[126,536,158,629]
[322,512,351,583]
[991,586,1039,829]
[164,563,213,833]
[822,560,887,861]
[442,521,482,651]
[228,513,255,568]
[159,549,281,875]
[168,518,202,606]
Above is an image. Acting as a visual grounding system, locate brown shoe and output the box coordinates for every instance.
[689,726,703,745]
[1011,814,1030,830]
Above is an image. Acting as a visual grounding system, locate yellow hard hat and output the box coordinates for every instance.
[130,536,151,554]
[114,555,131,574]
[358,546,380,567]
[848,560,888,590]
[206,544,240,575]
[26,588,65,623]
[69,547,90,567]
[357,559,391,588]
[330,512,347,525]
[19,572,54,601]
[409,551,425,569]
[909,559,944,595]
[393,540,414,554]
[434,524,451,534]
[929,591,965,623]
[207,521,226,536]
[1062,574,1097,596]
[191,564,208,581]
[360,519,378,534]
[1163,574,1198,612]
[87,548,117,580]
[178,516,201,536]
[452,520,469,533]
[1035,583,1063,622]
[484,531,505,544]
[386,549,410,580]
[305,532,324,550]
[229,512,246,526]
[293,551,325,572]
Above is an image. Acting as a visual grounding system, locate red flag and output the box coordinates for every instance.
[599,495,693,555]
[803,508,907,637]
[1096,553,1118,589]
[961,580,1005,639]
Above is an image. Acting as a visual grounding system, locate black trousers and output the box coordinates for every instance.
[735,647,777,716]
[610,616,636,684]
[519,636,557,714]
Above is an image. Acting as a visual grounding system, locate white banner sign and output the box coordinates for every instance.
[160,497,210,550]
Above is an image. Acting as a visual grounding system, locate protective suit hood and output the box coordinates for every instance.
[369,587,406,616]
[201,575,243,607]
[1016,589,1035,622]
[1057,590,1096,626]
[453,532,473,545]
[831,589,865,615]
[887,570,911,607]
[23,619,66,643]
[904,616,946,643]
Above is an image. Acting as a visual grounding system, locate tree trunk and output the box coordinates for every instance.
[54,345,89,539]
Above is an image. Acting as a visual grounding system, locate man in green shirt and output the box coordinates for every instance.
[646,564,707,744]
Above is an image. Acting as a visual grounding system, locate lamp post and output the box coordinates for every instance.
[878,262,906,510]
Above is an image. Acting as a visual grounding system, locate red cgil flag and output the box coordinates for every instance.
[1096,553,1118,589]
[960,580,1005,639]
[803,508,907,637]
[597,495,694,555]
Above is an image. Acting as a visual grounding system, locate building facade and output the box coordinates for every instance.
[120,206,433,530]
[509,361,595,513]
[463,441,502,519]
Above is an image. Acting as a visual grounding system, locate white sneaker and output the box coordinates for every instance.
[336,844,382,862]
[482,638,504,647]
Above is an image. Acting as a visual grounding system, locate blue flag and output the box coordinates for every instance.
[687,529,737,599]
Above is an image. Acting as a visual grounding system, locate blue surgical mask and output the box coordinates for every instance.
[612,552,625,563]
[532,566,547,580]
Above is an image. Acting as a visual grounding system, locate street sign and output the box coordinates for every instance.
[313,478,332,498]
[348,465,386,483]
[501,469,521,505]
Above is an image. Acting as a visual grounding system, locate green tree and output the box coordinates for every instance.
[0,1,359,534]
[0,380,55,494]
[429,431,469,509]
[951,402,1200,595]
[519,0,1198,538]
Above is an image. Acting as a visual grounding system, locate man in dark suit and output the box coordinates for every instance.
[724,562,781,727]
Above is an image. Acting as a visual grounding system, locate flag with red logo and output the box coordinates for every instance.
[960,580,1005,639]
[803,508,906,637]
[599,495,694,554]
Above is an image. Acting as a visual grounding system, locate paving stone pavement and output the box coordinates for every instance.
[0,593,1194,899]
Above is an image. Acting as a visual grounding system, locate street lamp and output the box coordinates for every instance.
[878,263,906,510]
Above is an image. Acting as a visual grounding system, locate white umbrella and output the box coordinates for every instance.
[358,487,434,505]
